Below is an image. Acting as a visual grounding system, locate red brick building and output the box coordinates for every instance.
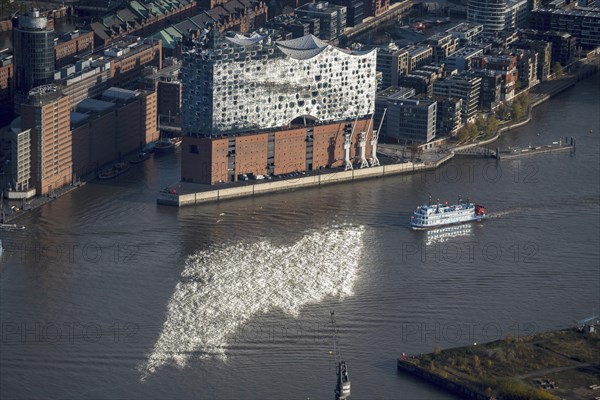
[71,89,159,177]
[20,86,72,196]
[181,118,374,184]
[54,30,95,68]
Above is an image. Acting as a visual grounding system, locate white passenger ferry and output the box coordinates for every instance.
[411,198,487,229]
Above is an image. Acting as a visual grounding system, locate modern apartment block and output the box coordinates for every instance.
[9,127,34,198]
[328,0,364,26]
[479,54,518,101]
[384,98,437,143]
[434,97,464,137]
[467,0,528,32]
[295,2,347,40]
[445,47,485,71]
[515,49,539,88]
[518,29,576,65]
[433,73,482,124]
[468,0,509,32]
[472,69,502,110]
[376,44,409,89]
[406,45,434,73]
[511,38,552,81]
[20,85,72,196]
[530,7,600,48]
[143,60,183,123]
[374,86,415,137]
[446,22,484,45]
[424,33,460,63]
[181,30,377,184]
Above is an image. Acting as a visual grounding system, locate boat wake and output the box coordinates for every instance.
[139,225,365,380]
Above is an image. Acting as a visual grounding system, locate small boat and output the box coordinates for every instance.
[0,240,2,257]
[98,162,130,179]
[154,137,182,153]
[130,152,151,164]
[0,223,26,231]
[411,197,487,229]
[171,137,182,148]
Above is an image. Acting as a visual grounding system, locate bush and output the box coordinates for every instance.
[494,378,559,400]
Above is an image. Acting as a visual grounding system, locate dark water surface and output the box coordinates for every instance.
[1,75,599,399]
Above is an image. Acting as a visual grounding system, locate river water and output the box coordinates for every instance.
[1,75,599,399]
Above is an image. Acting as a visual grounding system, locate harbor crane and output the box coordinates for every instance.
[343,116,359,171]
[358,117,373,169]
[369,108,386,167]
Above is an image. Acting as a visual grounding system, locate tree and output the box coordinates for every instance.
[517,93,529,110]
[512,101,524,120]
[474,115,485,132]
[458,123,478,143]
[486,115,499,137]
[553,62,564,79]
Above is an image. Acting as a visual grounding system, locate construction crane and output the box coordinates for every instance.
[330,311,351,400]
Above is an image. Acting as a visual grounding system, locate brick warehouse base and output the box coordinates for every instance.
[181,118,374,185]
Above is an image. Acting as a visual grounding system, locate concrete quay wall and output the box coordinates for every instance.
[157,156,454,207]
[397,360,488,400]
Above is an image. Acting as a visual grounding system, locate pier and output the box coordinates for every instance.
[455,137,576,161]
[497,137,576,160]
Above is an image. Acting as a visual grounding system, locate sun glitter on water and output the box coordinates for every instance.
[139,225,365,380]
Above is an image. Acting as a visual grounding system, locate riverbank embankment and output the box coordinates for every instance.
[397,327,599,400]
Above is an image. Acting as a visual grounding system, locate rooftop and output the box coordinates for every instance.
[446,22,484,34]
[77,98,116,113]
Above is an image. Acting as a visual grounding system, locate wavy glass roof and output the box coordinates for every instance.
[225,32,265,46]
[275,34,329,60]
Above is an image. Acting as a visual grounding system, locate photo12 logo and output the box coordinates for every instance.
[420,160,539,185]
[400,241,538,264]
[400,321,540,345]
[1,321,140,344]
[2,240,141,265]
